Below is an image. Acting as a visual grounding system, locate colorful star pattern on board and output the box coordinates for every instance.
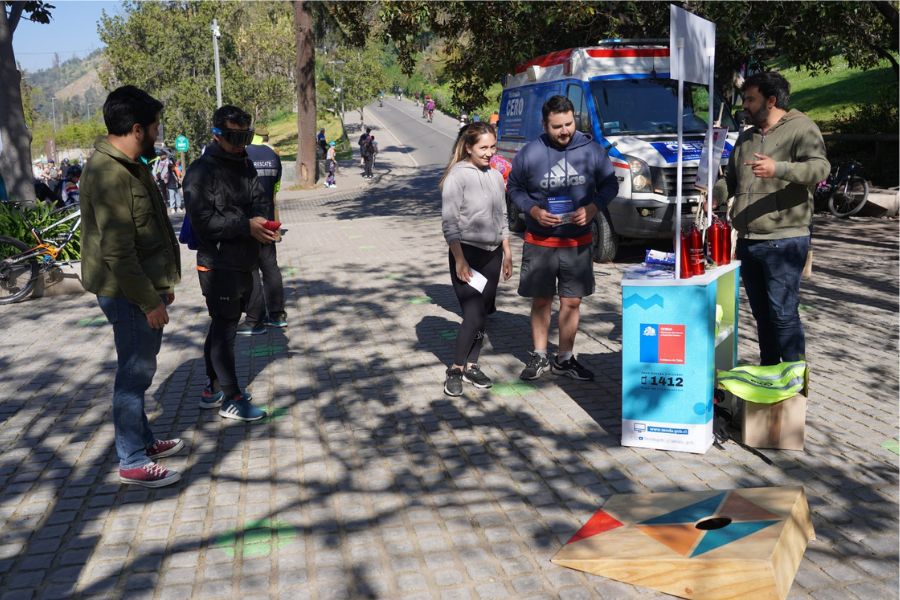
[567,491,781,558]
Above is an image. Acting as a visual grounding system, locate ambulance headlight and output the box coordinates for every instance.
[625,155,652,193]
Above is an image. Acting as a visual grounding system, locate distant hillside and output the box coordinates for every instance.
[23,50,107,122]
[55,68,103,103]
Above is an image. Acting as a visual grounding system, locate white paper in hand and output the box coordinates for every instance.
[467,268,488,294]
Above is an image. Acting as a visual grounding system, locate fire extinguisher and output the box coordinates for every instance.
[688,225,705,276]
[679,231,691,278]
[709,219,723,265]
[721,219,732,264]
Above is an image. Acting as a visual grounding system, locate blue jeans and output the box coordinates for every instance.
[735,235,810,366]
[97,295,163,468]
[168,187,183,210]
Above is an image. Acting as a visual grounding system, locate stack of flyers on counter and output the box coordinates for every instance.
[644,249,676,266]
[622,264,674,281]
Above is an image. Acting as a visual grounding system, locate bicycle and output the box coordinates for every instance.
[814,160,869,218]
[0,202,81,304]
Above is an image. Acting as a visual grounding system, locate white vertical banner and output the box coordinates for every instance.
[670,5,716,277]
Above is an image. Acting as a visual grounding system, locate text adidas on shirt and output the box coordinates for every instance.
[540,159,586,189]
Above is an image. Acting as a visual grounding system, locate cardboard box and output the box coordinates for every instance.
[741,371,808,451]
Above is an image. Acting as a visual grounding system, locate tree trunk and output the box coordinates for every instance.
[294,0,317,188]
[0,9,36,203]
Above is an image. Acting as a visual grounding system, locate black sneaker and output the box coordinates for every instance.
[520,353,550,380]
[463,364,492,389]
[551,355,594,381]
[444,367,464,396]
[236,322,267,336]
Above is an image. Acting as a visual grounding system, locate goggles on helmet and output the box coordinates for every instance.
[212,127,255,147]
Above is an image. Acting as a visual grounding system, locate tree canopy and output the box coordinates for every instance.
[99,0,295,158]
[331,1,899,112]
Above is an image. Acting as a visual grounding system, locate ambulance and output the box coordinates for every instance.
[497,40,738,261]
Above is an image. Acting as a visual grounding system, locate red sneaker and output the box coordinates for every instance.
[119,463,181,488]
[146,438,184,460]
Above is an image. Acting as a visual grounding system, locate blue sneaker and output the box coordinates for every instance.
[200,385,224,409]
[236,322,267,336]
[201,386,252,409]
[263,314,288,328]
[219,395,266,421]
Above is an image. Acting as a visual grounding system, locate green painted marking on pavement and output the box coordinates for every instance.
[491,381,536,397]
[280,266,298,277]
[243,344,286,358]
[263,407,289,423]
[386,273,405,280]
[798,304,812,312]
[881,439,899,455]
[76,316,107,327]
[212,518,298,558]
[359,245,375,250]
[348,234,362,239]
[408,296,432,305]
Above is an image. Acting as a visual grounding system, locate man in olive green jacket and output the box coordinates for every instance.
[80,86,184,488]
[714,72,830,366]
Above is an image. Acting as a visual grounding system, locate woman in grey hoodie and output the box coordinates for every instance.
[440,122,513,396]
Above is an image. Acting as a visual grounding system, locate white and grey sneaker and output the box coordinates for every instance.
[520,352,550,380]
[444,367,464,396]
[463,364,492,389]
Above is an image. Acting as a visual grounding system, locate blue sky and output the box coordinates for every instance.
[12,1,122,73]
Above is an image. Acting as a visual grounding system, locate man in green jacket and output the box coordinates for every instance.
[714,72,830,366]
[80,85,183,488]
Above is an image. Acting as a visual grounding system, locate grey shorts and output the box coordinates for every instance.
[517,242,595,298]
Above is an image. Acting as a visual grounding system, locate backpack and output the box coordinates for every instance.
[362,138,376,158]
[178,212,199,250]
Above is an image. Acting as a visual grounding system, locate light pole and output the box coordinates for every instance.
[212,19,223,108]
[328,60,345,122]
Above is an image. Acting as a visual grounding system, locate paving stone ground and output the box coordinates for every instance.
[0,141,897,599]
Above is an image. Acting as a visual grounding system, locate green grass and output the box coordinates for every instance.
[777,57,896,124]
[262,111,351,162]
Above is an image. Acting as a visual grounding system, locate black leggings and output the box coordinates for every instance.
[449,244,502,366]
[199,269,253,397]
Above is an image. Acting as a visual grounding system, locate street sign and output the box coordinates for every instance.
[175,135,189,152]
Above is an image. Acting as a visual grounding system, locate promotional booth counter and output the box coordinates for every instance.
[620,262,740,454]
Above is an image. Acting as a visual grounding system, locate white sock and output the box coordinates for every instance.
[558,351,573,362]
[533,349,547,358]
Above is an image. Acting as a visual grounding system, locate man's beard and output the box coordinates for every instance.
[749,105,769,129]
[140,134,157,160]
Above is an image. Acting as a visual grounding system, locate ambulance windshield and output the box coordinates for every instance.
[590,79,735,136]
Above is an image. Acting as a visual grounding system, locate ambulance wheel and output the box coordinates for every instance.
[506,196,526,233]
[591,210,618,263]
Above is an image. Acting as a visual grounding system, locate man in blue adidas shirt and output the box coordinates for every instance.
[508,95,618,382]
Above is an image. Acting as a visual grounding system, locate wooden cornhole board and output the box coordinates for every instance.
[552,487,814,600]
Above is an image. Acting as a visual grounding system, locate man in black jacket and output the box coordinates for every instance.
[184,105,277,421]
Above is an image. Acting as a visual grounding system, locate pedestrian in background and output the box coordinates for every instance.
[184,105,277,422]
[440,122,513,396]
[317,127,327,157]
[358,127,371,167]
[713,72,830,366]
[241,127,287,335]
[362,134,378,179]
[79,85,183,487]
[166,159,182,212]
[325,141,337,188]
